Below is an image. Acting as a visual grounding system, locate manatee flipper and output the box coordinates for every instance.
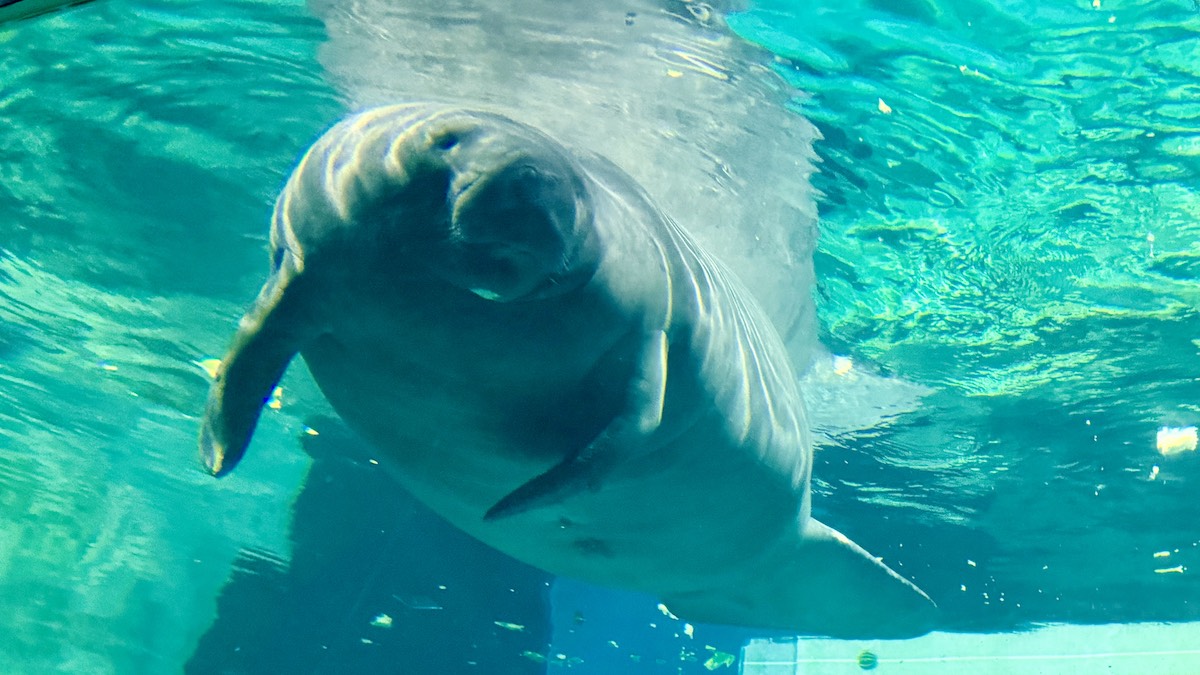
[661,518,938,639]
[200,272,313,477]
[485,330,669,521]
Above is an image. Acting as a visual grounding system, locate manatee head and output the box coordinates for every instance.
[201,106,607,477]
[381,108,603,302]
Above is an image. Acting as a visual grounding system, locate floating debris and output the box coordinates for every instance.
[1155,565,1185,574]
[702,646,736,670]
[684,623,694,639]
[1157,426,1198,456]
[494,621,525,632]
[524,651,581,667]
[98,361,119,372]
[832,355,853,376]
[369,613,393,628]
[1149,465,1160,480]
[195,358,222,379]
[303,426,320,436]
[393,594,443,610]
[877,98,893,114]
[1154,551,1171,558]
[657,603,679,620]
[268,386,283,410]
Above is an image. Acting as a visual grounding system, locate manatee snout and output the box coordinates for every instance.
[391,114,599,301]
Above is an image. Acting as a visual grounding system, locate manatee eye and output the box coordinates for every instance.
[433,132,460,152]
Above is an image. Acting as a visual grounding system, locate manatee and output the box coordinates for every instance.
[199,103,937,638]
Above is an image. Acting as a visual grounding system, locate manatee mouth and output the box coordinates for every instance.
[459,242,543,298]
[417,118,597,301]
[441,156,578,300]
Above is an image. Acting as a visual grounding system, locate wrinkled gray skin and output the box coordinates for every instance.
[200,104,937,638]
[309,0,927,438]
[312,0,821,366]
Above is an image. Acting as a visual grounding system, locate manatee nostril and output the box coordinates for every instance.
[513,165,550,198]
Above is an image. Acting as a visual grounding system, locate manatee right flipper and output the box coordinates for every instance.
[199,269,314,477]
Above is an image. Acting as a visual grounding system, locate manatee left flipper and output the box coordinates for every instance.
[199,268,315,477]
[485,330,669,521]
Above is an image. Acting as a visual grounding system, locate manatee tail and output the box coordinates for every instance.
[662,518,937,639]
[199,271,313,477]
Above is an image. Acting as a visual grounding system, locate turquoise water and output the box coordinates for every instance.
[2,0,1198,673]
[730,0,1200,631]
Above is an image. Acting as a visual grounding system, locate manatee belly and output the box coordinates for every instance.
[305,342,802,595]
